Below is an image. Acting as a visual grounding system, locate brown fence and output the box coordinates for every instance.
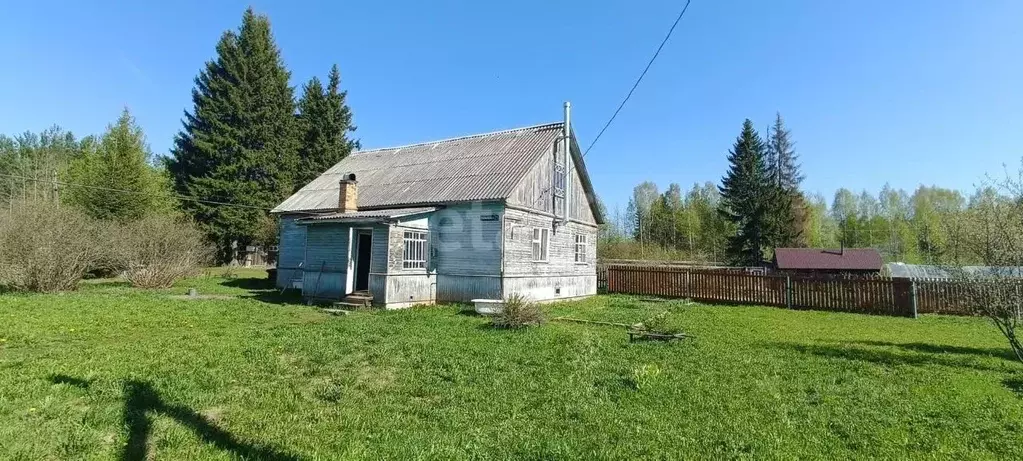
[605,265,928,317]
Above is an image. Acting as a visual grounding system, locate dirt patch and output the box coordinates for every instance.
[201,407,226,424]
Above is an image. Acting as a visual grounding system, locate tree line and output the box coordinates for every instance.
[0,8,358,263]
[600,114,1009,266]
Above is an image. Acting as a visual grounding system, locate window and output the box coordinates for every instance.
[532,227,549,261]
[574,234,587,263]
[403,231,428,269]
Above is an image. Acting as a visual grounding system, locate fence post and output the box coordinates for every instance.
[911,280,918,319]
[785,276,792,309]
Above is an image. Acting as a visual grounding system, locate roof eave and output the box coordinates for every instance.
[568,131,605,225]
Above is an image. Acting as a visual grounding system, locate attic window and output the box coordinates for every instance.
[403,231,428,269]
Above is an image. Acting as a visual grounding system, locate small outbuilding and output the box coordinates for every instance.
[773,247,883,278]
[271,104,603,308]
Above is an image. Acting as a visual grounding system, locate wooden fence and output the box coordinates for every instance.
[605,265,933,317]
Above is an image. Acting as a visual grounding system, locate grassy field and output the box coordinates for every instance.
[2,269,1023,459]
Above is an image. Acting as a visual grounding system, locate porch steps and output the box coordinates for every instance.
[341,291,374,308]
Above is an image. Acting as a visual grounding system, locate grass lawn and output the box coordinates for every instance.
[2,269,1023,459]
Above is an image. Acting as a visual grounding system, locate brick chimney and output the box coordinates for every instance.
[338,173,358,213]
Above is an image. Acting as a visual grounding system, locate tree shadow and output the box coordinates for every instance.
[1003,374,1023,397]
[848,340,1019,362]
[48,374,91,389]
[221,277,274,291]
[238,289,306,306]
[44,374,300,461]
[771,341,1008,373]
[119,380,301,461]
[122,380,299,460]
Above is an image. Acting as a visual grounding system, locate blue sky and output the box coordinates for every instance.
[1,1,1021,211]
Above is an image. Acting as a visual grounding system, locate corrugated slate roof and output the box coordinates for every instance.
[273,122,565,214]
[297,207,436,224]
[774,248,883,271]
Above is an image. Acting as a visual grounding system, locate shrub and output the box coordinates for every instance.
[113,215,212,288]
[0,199,105,292]
[491,293,544,328]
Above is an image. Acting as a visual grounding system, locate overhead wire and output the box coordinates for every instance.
[583,0,693,157]
[0,171,272,211]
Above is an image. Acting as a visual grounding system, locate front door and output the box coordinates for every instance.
[354,232,372,291]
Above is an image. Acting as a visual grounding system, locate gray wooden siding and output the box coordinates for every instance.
[369,274,387,304]
[276,216,307,288]
[302,223,350,299]
[385,273,436,305]
[383,222,435,305]
[506,143,597,224]
[437,275,502,302]
[431,202,503,277]
[503,274,597,300]
[369,225,389,275]
[502,207,597,300]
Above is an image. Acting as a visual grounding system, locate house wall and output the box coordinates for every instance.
[506,141,598,225]
[382,219,436,307]
[276,215,307,288]
[502,207,597,301]
[302,223,350,299]
[432,202,504,302]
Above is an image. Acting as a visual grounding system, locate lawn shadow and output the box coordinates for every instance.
[238,289,306,306]
[220,277,306,306]
[848,340,1019,362]
[771,341,1009,373]
[48,374,92,389]
[1004,374,1023,396]
[44,374,301,461]
[121,380,301,461]
[221,277,274,291]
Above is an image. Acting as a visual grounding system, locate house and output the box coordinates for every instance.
[271,103,603,308]
[773,247,883,278]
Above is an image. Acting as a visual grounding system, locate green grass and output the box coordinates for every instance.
[2,271,1023,459]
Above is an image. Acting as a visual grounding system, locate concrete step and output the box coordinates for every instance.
[321,308,352,316]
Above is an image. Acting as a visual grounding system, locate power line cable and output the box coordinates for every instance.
[583,0,693,157]
[0,172,271,211]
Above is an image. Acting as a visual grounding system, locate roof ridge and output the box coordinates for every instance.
[352,121,563,155]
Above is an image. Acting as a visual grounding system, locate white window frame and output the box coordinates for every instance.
[532,227,549,262]
[403,230,428,269]
[574,234,588,263]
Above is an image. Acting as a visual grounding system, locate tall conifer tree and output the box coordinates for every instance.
[65,108,172,221]
[295,64,359,190]
[765,113,806,248]
[167,8,298,261]
[719,119,771,265]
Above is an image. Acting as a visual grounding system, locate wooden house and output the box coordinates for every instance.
[271,104,603,308]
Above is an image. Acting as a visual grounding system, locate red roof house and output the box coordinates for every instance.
[773,248,883,274]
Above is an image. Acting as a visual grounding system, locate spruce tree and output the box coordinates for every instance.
[167,8,298,261]
[718,119,771,266]
[65,108,170,221]
[765,113,805,248]
[295,64,359,190]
